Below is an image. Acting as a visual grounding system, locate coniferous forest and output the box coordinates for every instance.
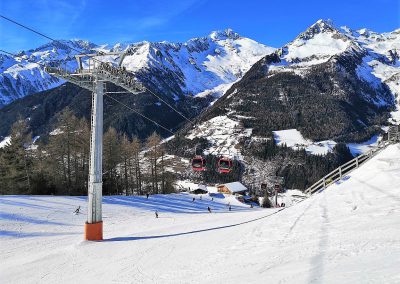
[0,108,176,196]
[0,106,355,195]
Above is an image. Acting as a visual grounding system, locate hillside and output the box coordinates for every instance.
[1,143,399,283]
[0,29,274,139]
[1,20,398,190]
[166,20,399,188]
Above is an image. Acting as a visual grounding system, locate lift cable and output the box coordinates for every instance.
[0,15,194,125]
[0,48,175,136]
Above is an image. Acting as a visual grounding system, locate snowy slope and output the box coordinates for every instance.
[1,143,400,283]
[0,29,275,107]
[182,20,399,166]
[342,27,400,123]
[273,128,381,156]
[266,20,397,111]
[110,29,275,98]
[187,114,252,158]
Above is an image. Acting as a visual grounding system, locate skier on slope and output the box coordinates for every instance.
[207,206,212,213]
[155,210,159,218]
[74,206,81,215]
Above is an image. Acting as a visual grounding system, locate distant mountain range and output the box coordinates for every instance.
[1,19,399,189]
[0,20,398,141]
[0,29,275,107]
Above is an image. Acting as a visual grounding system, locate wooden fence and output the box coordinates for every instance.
[305,126,399,195]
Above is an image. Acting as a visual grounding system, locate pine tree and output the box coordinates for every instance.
[130,137,142,195]
[0,118,33,194]
[146,132,162,194]
[44,108,90,195]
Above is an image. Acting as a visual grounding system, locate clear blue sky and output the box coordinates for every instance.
[1,0,399,52]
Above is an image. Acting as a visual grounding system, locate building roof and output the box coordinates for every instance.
[189,184,208,193]
[218,182,247,193]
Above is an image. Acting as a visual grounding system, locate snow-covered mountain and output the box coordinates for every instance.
[267,20,400,119]
[166,20,399,188]
[0,40,96,106]
[0,29,275,107]
[341,25,400,122]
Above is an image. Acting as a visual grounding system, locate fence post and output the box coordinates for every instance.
[323,178,326,189]
[339,166,342,178]
[356,156,359,168]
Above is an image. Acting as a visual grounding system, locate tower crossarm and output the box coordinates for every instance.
[45,66,94,91]
[94,62,145,94]
[45,60,147,95]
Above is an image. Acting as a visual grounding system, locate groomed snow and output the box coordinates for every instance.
[1,144,400,283]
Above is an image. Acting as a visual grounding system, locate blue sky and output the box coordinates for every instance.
[1,0,399,52]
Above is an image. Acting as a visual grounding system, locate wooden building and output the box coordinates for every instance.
[217,182,247,195]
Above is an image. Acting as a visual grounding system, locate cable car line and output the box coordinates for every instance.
[0,48,176,137]
[0,15,193,125]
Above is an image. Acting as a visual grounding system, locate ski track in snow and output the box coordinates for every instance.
[1,144,400,283]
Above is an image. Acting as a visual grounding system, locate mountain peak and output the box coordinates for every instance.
[294,19,346,43]
[307,19,336,34]
[209,29,240,40]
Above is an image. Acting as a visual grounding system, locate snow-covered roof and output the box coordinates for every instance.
[218,182,247,193]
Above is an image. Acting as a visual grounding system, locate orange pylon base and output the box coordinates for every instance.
[84,221,103,241]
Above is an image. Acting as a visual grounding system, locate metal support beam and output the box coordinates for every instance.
[85,76,104,241]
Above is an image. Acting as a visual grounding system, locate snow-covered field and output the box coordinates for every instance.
[273,128,381,155]
[1,144,400,283]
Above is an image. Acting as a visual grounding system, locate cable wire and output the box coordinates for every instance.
[0,16,239,158]
[104,93,175,135]
[0,48,176,136]
[0,15,194,124]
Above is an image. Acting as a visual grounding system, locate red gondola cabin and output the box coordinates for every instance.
[217,157,233,173]
[192,156,206,171]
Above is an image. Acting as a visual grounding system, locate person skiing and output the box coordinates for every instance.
[146,193,149,199]
[229,205,232,211]
[192,197,195,202]
[155,210,159,218]
[207,206,211,213]
[211,197,214,201]
[200,195,202,200]
[74,206,81,215]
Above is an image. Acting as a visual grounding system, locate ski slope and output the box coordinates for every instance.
[1,144,400,283]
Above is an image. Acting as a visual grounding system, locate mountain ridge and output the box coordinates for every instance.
[0,28,275,107]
